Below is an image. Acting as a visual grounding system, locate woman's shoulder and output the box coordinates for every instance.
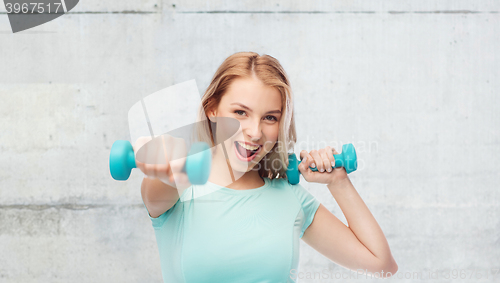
[265,177,317,206]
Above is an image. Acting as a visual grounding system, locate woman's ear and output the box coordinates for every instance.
[206,109,217,123]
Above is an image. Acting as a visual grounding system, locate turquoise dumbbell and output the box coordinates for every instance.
[286,143,357,185]
[109,140,212,184]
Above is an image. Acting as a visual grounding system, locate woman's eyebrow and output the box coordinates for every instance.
[230,102,281,114]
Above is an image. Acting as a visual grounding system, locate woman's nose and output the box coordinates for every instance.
[244,119,262,141]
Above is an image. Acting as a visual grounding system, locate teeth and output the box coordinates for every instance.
[237,141,259,151]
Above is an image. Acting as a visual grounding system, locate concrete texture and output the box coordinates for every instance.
[1,1,499,282]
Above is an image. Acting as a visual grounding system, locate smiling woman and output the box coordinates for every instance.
[200,75,290,186]
[196,52,297,186]
[142,51,397,283]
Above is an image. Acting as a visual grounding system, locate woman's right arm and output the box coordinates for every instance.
[134,135,188,218]
[141,177,180,218]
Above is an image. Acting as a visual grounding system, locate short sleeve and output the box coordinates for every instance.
[143,198,179,230]
[289,182,321,238]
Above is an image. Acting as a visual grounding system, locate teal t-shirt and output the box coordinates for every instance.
[147,177,321,283]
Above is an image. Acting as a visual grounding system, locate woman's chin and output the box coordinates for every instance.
[231,160,258,173]
[230,154,262,173]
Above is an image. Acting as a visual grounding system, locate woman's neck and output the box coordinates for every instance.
[207,144,264,190]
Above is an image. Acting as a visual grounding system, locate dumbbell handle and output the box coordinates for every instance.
[109,139,212,184]
[298,153,345,172]
[109,139,184,181]
[287,143,357,185]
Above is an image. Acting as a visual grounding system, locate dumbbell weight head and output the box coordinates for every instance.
[109,140,137,181]
[184,142,212,185]
[338,143,357,174]
[286,153,301,185]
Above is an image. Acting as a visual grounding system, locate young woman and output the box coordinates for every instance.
[136,52,398,282]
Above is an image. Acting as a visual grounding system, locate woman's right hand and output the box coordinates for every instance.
[133,135,190,189]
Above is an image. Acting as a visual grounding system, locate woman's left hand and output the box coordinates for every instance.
[298,146,349,186]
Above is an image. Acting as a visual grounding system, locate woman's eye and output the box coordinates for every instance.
[235,110,246,116]
[265,115,278,121]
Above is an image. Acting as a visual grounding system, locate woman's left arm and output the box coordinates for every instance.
[299,147,398,277]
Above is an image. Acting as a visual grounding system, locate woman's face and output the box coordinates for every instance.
[211,76,282,173]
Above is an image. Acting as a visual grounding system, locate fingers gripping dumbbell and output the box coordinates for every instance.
[286,143,358,185]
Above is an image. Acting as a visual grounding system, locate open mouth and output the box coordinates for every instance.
[234,141,261,162]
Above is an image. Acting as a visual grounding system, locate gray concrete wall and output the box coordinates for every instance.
[1,1,499,282]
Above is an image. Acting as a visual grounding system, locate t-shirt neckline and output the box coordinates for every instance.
[206,177,270,195]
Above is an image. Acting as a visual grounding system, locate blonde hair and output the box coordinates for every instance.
[195,51,297,180]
